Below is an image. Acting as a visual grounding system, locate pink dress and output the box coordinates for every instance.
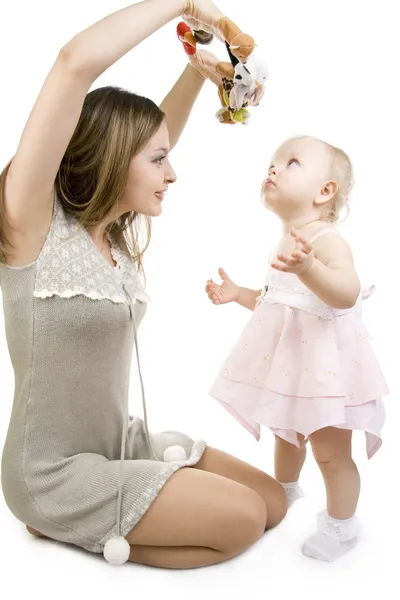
[209,229,388,458]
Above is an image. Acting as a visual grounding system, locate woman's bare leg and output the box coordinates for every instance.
[194,446,287,528]
[26,526,45,537]
[26,447,286,568]
[126,466,267,568]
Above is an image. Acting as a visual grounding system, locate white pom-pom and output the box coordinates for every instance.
[163,445,187,462]
[103,536,130,565]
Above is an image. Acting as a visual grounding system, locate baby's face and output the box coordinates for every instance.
[262,137,331,220]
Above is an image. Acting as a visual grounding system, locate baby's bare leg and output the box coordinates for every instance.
[274,434,307,507]
[303,427,361,562]
[274,434,307,482]
[310,427,360,519]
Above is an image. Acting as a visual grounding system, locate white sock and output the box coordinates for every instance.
[279,481,305,508]
[302,510,360,562]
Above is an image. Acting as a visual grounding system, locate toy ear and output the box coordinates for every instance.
[225,41,239,67]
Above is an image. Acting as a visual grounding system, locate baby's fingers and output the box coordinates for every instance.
[212,290,223,304]
[207,284,223,304]
[271,261,288,272]
[277,253,297,266]
[291,250,308,262]
[205,278,216,292]
[297,236,313,254]
[290,227,313,254]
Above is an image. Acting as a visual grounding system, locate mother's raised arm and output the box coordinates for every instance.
[3,0,193,235]
[160,46,229,149]
[159,64,207,151]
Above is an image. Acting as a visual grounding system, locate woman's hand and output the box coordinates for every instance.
[182,0,225,39]
[187,49,223,87]
[205,268,241,305]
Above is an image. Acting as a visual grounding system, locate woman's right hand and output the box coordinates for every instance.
[205,268,240,305]
[182,0,225,40]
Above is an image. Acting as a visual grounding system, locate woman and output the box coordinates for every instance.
[0,0,286,569]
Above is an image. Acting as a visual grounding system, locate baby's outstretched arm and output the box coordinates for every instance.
[205,268,261,310]
[272,229,361,309]
[299,234,360,309]
[236,287,263,310]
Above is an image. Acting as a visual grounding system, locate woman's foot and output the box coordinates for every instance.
[26,525,45,537]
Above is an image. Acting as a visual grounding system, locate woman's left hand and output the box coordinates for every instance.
[271,228,314,275]
[187,49,224,88]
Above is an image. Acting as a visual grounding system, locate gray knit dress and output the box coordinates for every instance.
[0,196,206,554]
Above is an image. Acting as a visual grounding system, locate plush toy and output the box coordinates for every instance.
[226,42,269,110]
[176,21,198,54]
[177,20,268,125]
[181,13,256,61]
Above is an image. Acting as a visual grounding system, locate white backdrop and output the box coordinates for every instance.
[0,1,398,598]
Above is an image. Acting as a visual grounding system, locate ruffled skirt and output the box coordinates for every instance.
[210,302,388,458]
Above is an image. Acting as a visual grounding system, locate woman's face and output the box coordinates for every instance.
[121,120,177,217]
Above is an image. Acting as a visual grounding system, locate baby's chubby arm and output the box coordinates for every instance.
[235,287,263,311]
[205,268,262,311]
[299,234,361,309]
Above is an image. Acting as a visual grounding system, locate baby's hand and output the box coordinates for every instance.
[205,268,240,305]
[271,228,314,275]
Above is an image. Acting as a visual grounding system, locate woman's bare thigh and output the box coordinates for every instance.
[126,467,267,554]
[194,446,287,529]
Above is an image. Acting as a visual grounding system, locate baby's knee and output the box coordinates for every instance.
[309,428,353,465]
[311,439,350,465]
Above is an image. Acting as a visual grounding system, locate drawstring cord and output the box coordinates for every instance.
[103,283,186,565]
[115,286,159,538]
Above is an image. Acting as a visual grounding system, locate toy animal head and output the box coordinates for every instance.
[234,56,269,88]
[218,19,255,61]
[229,54,269,110]
[176,22,197,55]
[229,33,255,61]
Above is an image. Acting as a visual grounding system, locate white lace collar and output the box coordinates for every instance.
[34,198,151,305]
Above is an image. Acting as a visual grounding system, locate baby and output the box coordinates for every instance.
[206,135,388,561]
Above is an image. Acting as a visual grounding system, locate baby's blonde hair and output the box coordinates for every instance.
[286,135,354,222]
[322,141,353,222]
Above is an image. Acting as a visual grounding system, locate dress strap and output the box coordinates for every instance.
[309,228,342,244]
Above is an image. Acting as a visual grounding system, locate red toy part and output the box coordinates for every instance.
[176,22,197,55]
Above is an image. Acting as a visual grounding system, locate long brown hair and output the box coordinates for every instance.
[0,86,165,271]
[0,159,12,264]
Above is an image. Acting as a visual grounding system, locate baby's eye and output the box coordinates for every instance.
[288,158,299,167]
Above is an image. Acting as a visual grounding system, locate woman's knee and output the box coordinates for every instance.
[221,487,267,554]
[126,468,266,555]
[264,480,287,529]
